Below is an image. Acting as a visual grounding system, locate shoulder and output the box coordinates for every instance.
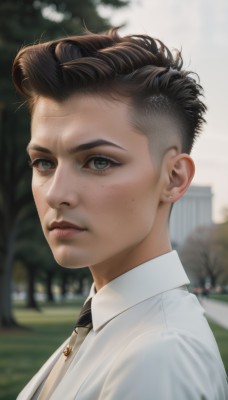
[122,329,206,374]
[101,330,228,400]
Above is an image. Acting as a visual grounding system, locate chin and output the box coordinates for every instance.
[51,248,89,269]
[60,263,88,270]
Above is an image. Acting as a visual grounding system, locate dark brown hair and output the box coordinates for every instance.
[12,28,206,153]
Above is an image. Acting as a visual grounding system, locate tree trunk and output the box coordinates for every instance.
[77,275,84,295]
[60,273,68,299]
[208,271,217,289]
[46,270,55,302]
[26,266,39,310]
[0,227,18,328]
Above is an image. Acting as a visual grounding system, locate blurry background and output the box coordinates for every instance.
[0,1,227,399]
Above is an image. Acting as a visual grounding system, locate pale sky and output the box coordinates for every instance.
[99,0,228,222]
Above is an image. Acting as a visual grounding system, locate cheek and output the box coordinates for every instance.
[94,173,158,223]
[32,183,46,220]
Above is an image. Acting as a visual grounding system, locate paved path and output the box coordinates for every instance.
[201,298,228,330]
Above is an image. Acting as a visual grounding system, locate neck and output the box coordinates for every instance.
[90,208,172,291]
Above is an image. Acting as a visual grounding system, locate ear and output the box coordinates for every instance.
[161,153,195,204]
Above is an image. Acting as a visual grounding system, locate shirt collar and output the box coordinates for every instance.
[87,251,190,332]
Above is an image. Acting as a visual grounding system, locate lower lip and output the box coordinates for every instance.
[49,228,85,238]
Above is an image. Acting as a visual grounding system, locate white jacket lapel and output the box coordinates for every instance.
[17,338,69,400]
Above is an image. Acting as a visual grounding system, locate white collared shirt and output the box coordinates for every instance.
[18,251,228,399]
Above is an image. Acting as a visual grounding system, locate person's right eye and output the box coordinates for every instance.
[28,159,55,173]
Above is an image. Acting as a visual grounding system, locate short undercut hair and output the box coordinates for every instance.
[12,28,207,153]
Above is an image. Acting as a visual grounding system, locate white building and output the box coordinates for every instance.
[170,185,212,249]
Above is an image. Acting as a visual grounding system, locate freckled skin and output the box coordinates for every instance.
[29,94,194,290]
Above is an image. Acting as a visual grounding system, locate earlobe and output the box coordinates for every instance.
[161,154,195,204]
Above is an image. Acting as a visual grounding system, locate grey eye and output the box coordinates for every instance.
[92,158,110,170]
[30,159,54,171]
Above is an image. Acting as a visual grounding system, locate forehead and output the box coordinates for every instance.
[31,94,154,157]
[31,93,181,160]
[33,93,129,119]
[32,93,134,132]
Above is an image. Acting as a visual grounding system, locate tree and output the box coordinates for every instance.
[0,0,129,328]
[0,104,33,326]
[16,218,55,309]
[214,221,228,285]
[179,225,226,288]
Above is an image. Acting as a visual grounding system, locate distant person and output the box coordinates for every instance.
[13,28,228,399]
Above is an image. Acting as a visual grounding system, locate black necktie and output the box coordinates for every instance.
[74,297,93,328]
[63,297,93,357]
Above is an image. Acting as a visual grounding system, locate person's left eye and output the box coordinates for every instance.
[84,156,120,172]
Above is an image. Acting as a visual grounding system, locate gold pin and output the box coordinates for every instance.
[63,344,72,357]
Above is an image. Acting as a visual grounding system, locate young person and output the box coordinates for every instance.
[13,29,228,399]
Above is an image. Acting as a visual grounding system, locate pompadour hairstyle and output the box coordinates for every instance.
[12,28,206,153]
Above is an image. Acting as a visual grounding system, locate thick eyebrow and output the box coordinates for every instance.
[26,144,51,154]
[68,139,126,153]
[27,139,126,154]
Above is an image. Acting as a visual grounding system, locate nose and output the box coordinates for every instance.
[46,164,79,209]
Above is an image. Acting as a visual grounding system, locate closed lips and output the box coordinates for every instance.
[48,221,85,230]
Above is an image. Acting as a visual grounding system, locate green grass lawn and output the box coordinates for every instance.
[0,300,227,400]
[208,320,228,371]
[0,299,84,400]
[209,294,228,303]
